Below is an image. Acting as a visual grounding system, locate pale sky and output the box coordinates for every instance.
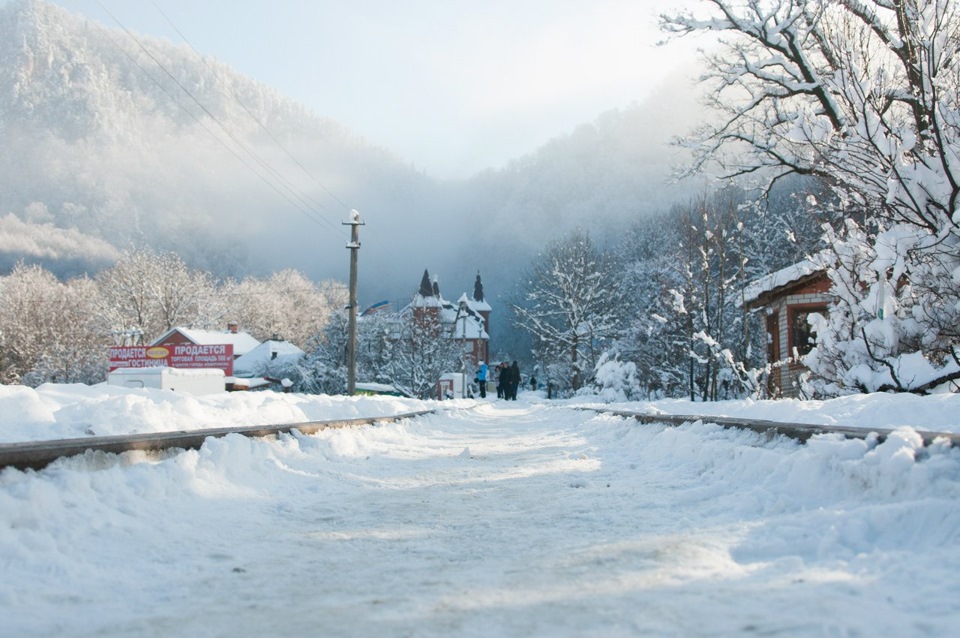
[42,0,699,178]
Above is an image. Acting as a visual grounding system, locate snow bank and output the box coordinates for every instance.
[0,383,433,443]
[569,391,960,433]
[2,382,958,445]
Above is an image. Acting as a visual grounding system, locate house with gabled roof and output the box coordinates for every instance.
[406,269,491,365]
[149,321,260,380]
[744,259,832,398]
[151,322,260,357]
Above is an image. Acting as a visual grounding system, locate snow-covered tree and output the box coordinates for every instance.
[297,307,400,395]
[388,295,467,399]
[299,296,466,398]
[662,0,960,394]
[612,209,692,397]
[222,271,346,349]
[28,275,109,385]
[641,193,755,401]
[513,230,623,391]
[609,181,831,400]
[96,247,221,343]
[592,352,642,402]
[747,175,840,276]
[296,310,350,395]
[0,263,106,385]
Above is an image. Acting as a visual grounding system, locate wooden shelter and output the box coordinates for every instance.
[744,260,832,398]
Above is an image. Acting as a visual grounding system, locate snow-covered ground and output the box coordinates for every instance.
[2,384,960,637]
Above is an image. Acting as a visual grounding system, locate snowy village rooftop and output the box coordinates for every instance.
[232,340,306,378]
[152,327,260,357]
[743,257,825,306]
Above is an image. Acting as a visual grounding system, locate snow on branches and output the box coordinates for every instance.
[513,230,623,392]
[662,0,960,395]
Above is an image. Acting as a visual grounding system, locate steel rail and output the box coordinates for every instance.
[0,409,436,472]
[582,408,960,446]
[4,405,956,473]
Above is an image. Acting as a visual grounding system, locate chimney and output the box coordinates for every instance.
[227,321,239,334]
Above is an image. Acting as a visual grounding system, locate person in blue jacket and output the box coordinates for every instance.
[476,361,488,398]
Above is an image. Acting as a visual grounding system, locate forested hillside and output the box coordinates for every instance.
[0,0,695,308]
[0,0,433,281]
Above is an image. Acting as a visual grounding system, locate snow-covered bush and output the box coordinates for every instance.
[591,354,641,402]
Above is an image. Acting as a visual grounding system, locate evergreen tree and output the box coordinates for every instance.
[473,272,485,302]
[418,270,433,297]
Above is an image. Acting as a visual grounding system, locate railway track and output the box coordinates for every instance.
[582,407,960,446]
[1,405,956,472]
[0,410,435,472]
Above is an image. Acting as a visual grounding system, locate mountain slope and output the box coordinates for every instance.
[0,0,697,320]
[0,0,427,278]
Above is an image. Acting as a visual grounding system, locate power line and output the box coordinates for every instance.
[146,0,353,213]
[92,15,337,234]
[91,0,349,238]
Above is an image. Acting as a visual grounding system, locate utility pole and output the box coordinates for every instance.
[344,210,363,395]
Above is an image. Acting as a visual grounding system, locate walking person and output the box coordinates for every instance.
[508,361,520,400]
[495,362,507,399]
[476,360,488,398]
[499,362,512,400]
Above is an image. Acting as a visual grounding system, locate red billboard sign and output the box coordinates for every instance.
[109,344,234,375]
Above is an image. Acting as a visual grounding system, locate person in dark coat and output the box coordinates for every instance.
[508,361,520,400]
[497,362,510,399]
[495,362,507,399]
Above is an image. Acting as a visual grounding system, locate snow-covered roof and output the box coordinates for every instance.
[451,314,488,340]
[151,327,261,357]
[459,292,492,313]
[438,297,488,340]
[232,340,306,378]
[470,298,492,312]
[410,293,443,308]
[411,290,491,314]
[355,382,413,397]
[743,258,826,305]
[401,293,489,342]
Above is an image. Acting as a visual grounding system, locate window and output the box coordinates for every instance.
[790,306,826,357]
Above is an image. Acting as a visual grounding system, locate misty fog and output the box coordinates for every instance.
[0,0,704,345]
